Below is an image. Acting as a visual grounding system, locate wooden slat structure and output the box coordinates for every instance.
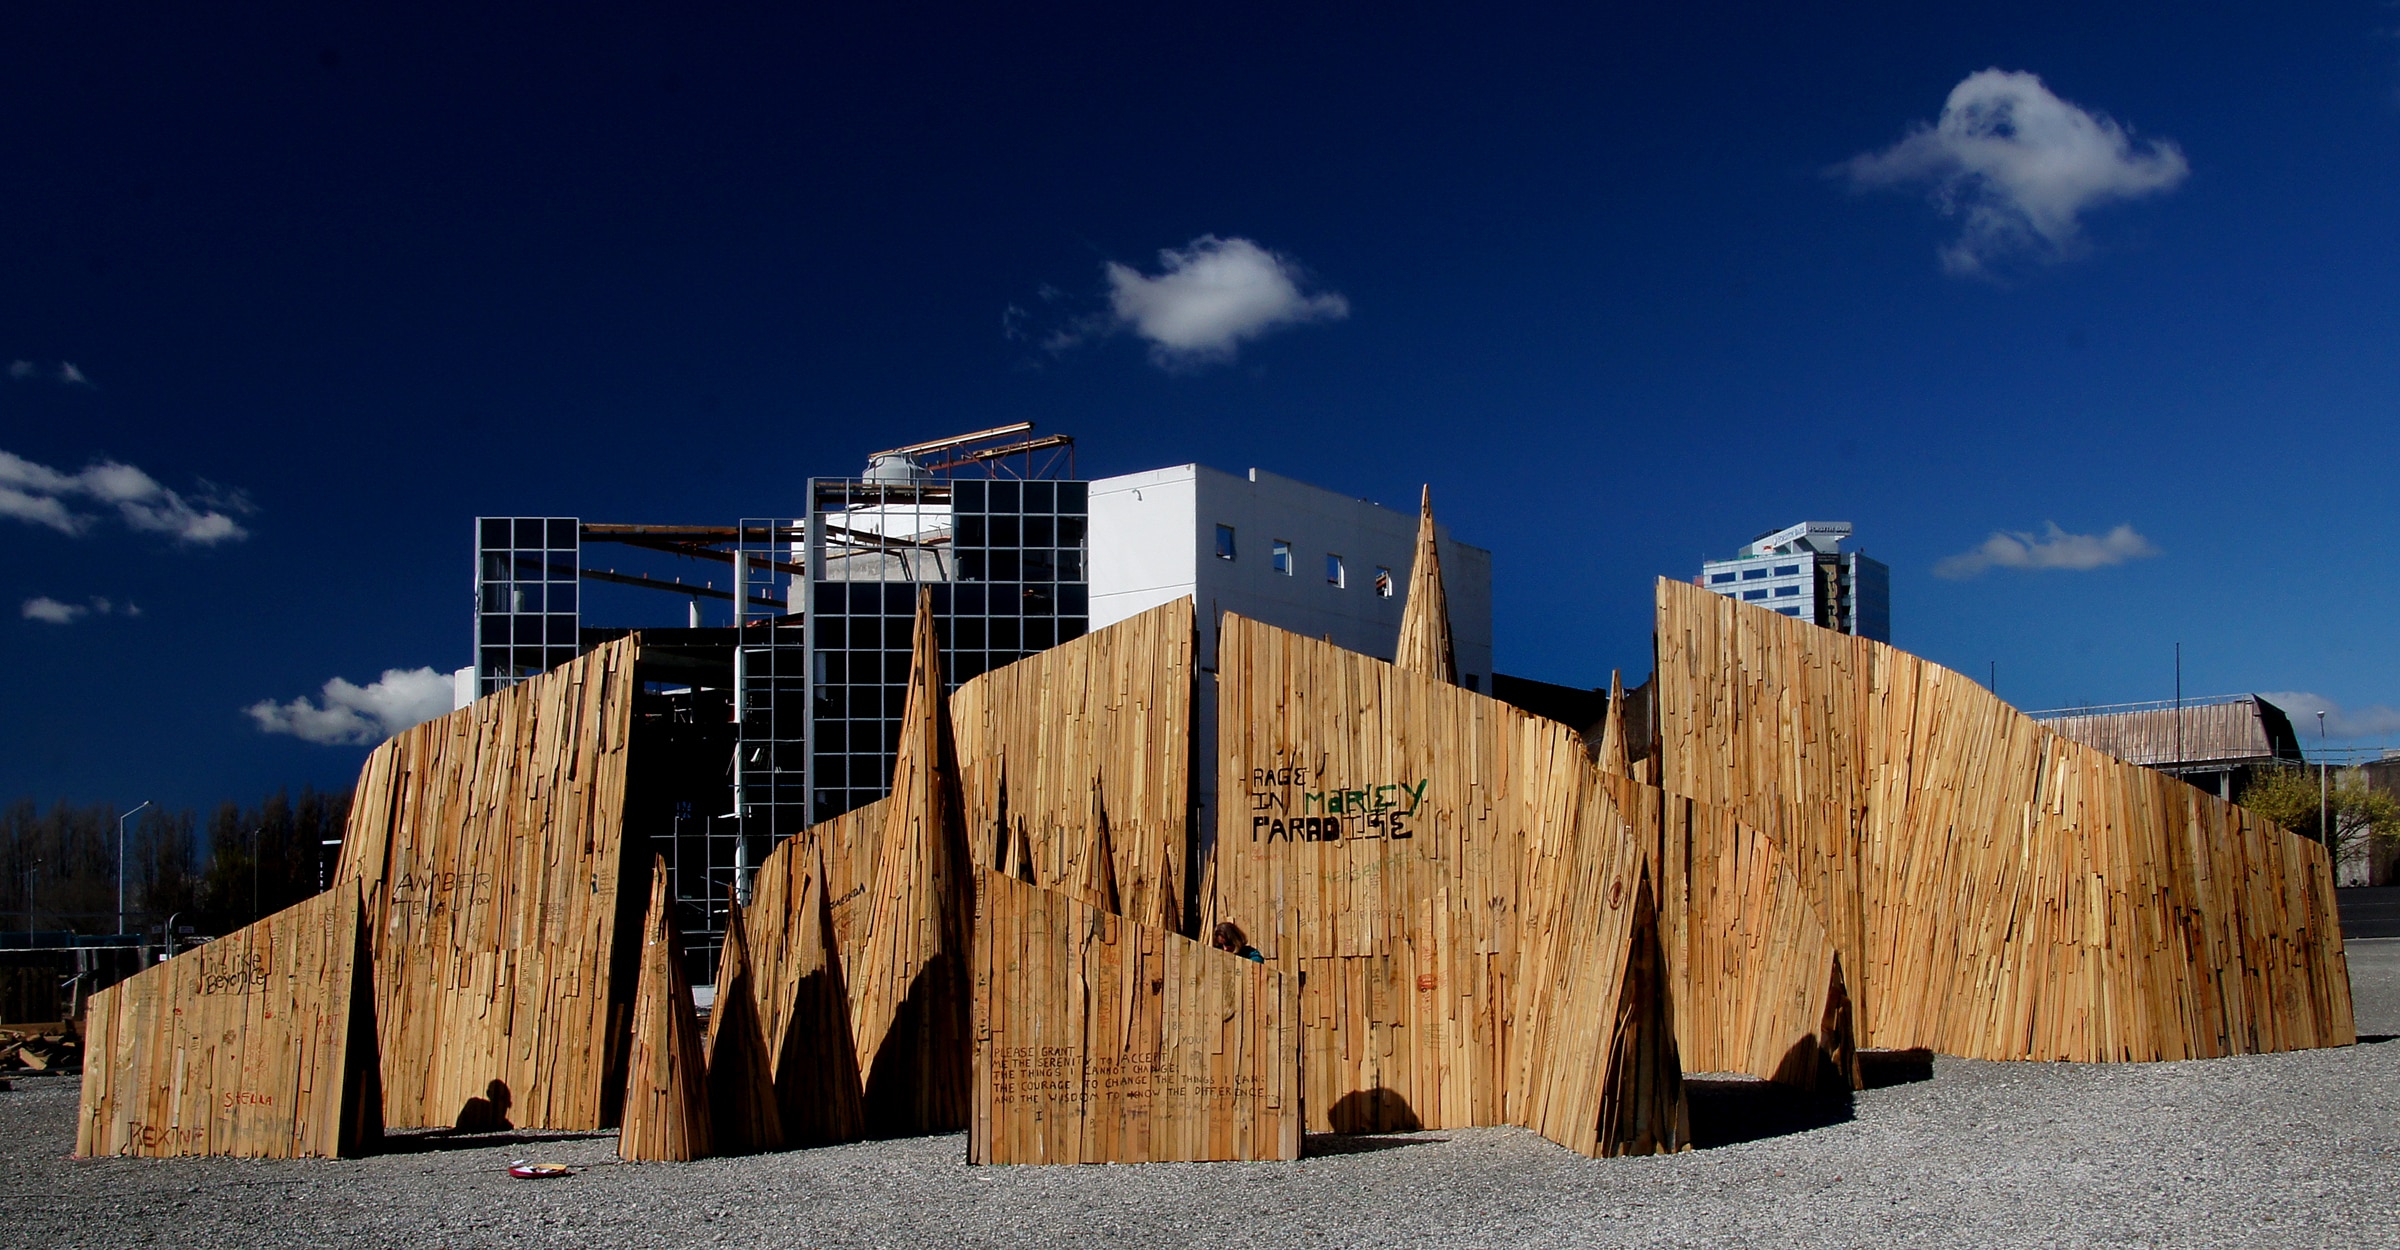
[332,637,641,1130]
[1207,612,1687,1154]
[846,591,975,1135]
[76,887,381,1158]
[951,598,1194,931]
[620,857,711,1161]
[1653,578,2355,1061]
[970,869,1301,1163]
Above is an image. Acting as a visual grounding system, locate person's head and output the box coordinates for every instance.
[1212,921,1246,952]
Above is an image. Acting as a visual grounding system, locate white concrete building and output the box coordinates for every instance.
[1088,464,1494,684]
[1089,464,1495,861]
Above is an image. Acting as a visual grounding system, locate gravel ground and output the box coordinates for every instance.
[6,941,2396,1250]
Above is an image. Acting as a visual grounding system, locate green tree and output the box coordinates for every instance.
[2236,766,2400,877]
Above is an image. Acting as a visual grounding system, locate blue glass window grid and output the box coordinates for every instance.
[474,517,580,697]
[803,478,1089,824]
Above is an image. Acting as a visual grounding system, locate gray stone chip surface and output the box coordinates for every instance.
[7,939,2396,1250]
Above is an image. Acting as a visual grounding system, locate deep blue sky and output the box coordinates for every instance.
[6,2,2397,813]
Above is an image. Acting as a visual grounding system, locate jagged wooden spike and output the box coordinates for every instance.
[768,836,866,1145]
[620,855,712,1161]
[1596,669,1632,779]
[847,588,974,1135]
[1592,868,1687,1156]
[1394,485,1457,684]
[1077,786,1122,916]
[1005,816,1037,885]
[703,891,784,1154]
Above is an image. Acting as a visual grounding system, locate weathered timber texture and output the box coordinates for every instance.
[847,591,974,1135]
[1392,486,1456,685]
[1512,779,1688,1157]
[333,637,640,1130]
[970,870,1302,1164]
[1208,612,1688,1154]
[738,831,866,1145]
[620,857,711,1161]
[702,894,784,1154]
[1653,578,2355,1061]
[1210,611,1579,1132]
[951,598,1194,932]
[1633,776,1857,1089]
[77,887,382,1158]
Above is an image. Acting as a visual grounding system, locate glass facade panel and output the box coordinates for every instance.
[785,474,1090,830]
[473,517,580,698]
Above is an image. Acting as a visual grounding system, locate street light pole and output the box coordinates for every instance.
[2318,711,2330,857]
[117,799,151,937]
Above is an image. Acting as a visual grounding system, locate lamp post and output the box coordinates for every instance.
[2318,711,2330,855]
[117,799,151,937]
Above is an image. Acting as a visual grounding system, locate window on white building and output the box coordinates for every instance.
[1272,540,1292,575]
[1216,524,1236,560]
[1326,554,1345,587]
[1374,566,1394,597]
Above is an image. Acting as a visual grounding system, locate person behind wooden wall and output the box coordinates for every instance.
[1212,921,1265,963]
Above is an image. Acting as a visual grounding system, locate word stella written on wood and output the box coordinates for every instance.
[1245,760,1427,843]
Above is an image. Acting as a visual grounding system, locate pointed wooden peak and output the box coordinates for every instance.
[1003,816,1037,885]
[1395,485,1457,685]
[704,887,784,1154]
[1597,669,1632,779]
[898,587,951,764]
[1078,786,1122,916]
[621,855,712,1161]
[850,589,974,1134]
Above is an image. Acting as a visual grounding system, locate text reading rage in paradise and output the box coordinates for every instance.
[1245,762,1427,843]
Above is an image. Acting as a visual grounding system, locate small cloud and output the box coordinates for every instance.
[21,596,88,624]
[8,360,34,379]
[1933,522,2160,579]
[247,667,454,746]
[2258,692,2400,741]
[1837,69,2188,276]
[18,595,134,624]
[58,362,90,386]
[1106,236,1349,368]
[0,447,251,545]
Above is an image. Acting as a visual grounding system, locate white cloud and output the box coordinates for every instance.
[1839,69,2189,275]
[22,596,87,624]
[2258,693,2400,741]
[1933,522,2160,579]
[6,358,95,386]
[18,595,136,624]
[247,667,455,746]
[0,448,250,544]
[1102,235,1349,368]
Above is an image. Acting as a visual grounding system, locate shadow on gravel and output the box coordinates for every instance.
[1683,1077,1854,1149]
[2356,1034,2396,1045]
[1859,1048,1935,1088]
[1304,1133,1446,1157]
[377,1129,617,1155]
